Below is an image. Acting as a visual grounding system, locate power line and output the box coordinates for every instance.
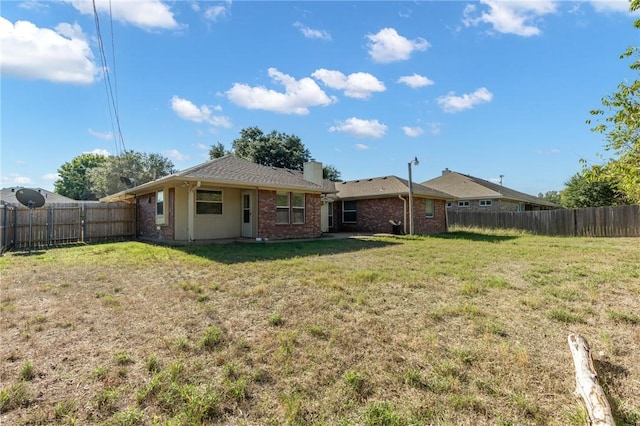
[92,0,126,155]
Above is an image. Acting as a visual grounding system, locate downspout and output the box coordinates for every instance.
[398,195,407,234]
[187,181,201,241]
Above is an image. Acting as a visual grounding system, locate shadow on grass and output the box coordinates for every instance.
[174,237,400,264]
[429,231,521,243]
[593,359,639,426]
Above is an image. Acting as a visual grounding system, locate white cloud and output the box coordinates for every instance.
[1,174,33,185]
[366,28,429,63]
[88,128,114,140]
[84,148,111,156]
[427,122,442,135]
[402,126,424,137]
[463,0,557,37]
[0,17,98,84]
[589,0,634,13]
[194,143,209,150]
[171,96,232,128]
[437,87,493,113]
[203,1,231,22]
[397,73,434,88]
[67,0,178,31]
[294,22,331,40]
[226,68,334,115]
[355,144,371,150]
[329,117,388,138]
[42,173,59,181]
[312,69,385,99]
[166,149,189,161]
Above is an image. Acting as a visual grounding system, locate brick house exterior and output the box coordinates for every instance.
[257,191,322,240]
[101,155,331,243]
[331,176,451,235]
[423,170,560,212]
[334,196,447,234]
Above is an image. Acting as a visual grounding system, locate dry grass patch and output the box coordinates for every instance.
[1,232,639,425]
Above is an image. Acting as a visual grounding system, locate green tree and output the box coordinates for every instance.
[561,172,624,208]
[323,164,342,182]
[231,127,311,170]
[586,0,640,203]
[537,190,561,205]
[208,142,228,159]
[87,150,175,198]
[54,153,108,200]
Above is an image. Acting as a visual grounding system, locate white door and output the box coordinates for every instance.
[241,192,252,237]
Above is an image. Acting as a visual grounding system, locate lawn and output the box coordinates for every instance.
[1,231,639,425]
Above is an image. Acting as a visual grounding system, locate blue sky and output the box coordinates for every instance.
[1,0,637,197]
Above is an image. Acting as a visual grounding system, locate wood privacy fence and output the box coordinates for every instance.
[447,205,640,237]
[0,202,136,252]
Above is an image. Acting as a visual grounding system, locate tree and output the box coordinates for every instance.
[561,172,625,208]
[87,150,175,198]
[586,0,640,203]
[54,153,108,200]
[232,127,311,170]
[537,190,561,205]
[323,164,342,182]
[209,142,228,159]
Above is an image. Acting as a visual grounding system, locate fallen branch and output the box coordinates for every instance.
[567,334,615,426]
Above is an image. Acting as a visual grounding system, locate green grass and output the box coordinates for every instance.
[1,232,639,425]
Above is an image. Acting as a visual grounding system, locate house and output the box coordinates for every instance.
[100,155,335,242]
[421,169,560,212]
[329,176,451,235]
[1,187,77,206]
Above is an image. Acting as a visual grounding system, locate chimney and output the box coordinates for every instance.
[442,168,451,175]
[303,161,323,185]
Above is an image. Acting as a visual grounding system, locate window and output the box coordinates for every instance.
[479,200,493,207]
[328,202,334,228]
[446,202,452,208]
[292,193,305,224]
[276,192,290,224]
[425,199,434,218]
[196,190,223,215]
[343,200,357,223]
[156,189,165,225]
[458,200,470,207]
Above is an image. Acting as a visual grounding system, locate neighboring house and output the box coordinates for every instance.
[101,155,335,242]
[329,175,451,235]
[421,169,560,212]
[1,187,77,206]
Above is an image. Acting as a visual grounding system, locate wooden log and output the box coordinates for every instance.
[567,334,615,426]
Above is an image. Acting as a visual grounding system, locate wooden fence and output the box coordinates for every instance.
[0,202,136,252]
[447,205,640,237]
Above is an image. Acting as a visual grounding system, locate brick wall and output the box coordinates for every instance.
[257,190,322,240]
[137,189,175,241]
[335,197,447,234]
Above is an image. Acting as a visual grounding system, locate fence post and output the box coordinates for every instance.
[47,205,53,246]
[81,203,86,243]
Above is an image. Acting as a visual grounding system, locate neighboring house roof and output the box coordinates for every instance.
[0,187,77,205]
[101,155,334,202]
[421,170,560,208]
[334,175,451,200]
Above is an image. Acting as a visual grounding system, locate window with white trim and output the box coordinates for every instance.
[328,202,334,227]
[446,202,452,208]
[425,199,434,218]
[343,200,357,223]
[292,193,305,224]
[276,192,290,224]
[458,200,470,207]
[156,189,165,225]
[479,200,493,207]
[196,189,223,215]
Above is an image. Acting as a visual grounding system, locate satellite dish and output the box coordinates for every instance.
[15,188,45,208]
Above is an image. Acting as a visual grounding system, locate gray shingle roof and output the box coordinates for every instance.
[335,175,450,200]
[1,187,77,205]
[421,171,560,207]
[102,155,332,201]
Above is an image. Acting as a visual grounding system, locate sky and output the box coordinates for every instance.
[1,0,638,197]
